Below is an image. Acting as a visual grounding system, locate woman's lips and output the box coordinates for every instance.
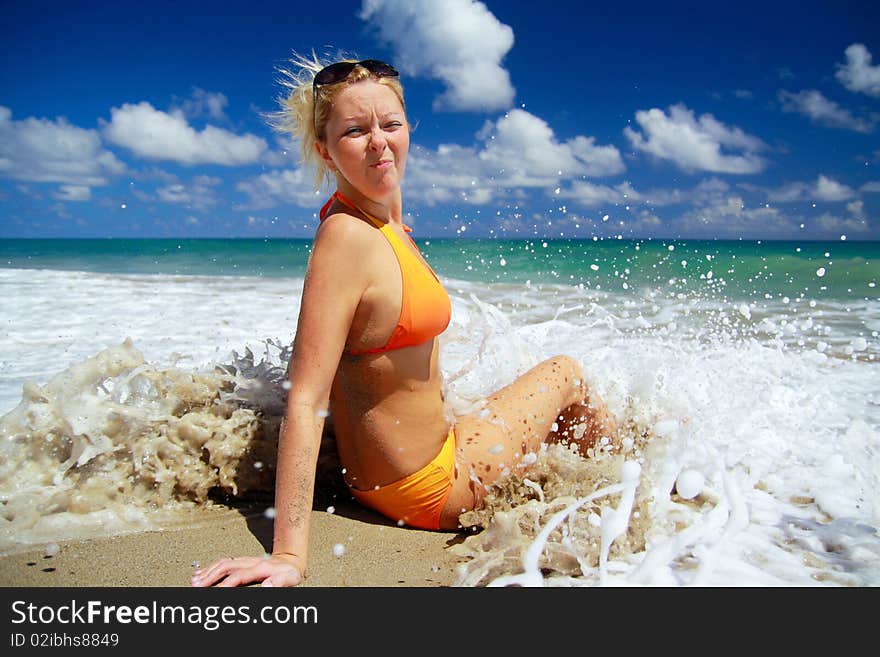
[371,159,392,169]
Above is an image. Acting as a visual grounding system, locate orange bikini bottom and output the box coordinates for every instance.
[348,429,456,531]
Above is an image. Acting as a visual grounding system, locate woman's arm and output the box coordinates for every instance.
[191,215,370,587]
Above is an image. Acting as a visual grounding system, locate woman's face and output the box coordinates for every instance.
[317,80,409,201]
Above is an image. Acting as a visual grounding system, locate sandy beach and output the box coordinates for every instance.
[0,500,466,588]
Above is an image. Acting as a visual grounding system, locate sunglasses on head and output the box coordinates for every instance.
[312,59,399,93]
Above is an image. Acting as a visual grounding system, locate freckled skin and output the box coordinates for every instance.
[442,355,619,529]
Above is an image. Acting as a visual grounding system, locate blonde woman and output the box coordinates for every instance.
[191,54,618,588]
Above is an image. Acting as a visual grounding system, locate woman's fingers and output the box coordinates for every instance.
[191,555,303,588]
[215,565,260,587]
[191,556,262,587]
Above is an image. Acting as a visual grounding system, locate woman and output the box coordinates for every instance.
[191,54,619,588]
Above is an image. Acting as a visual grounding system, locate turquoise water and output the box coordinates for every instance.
[1,237,878,302]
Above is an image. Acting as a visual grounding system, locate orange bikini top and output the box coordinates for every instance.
[319,191,451,355]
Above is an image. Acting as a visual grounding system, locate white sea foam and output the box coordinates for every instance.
[1,267,878,585]
[0,268,300,414]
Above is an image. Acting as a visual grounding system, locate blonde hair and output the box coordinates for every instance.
[268,50,407,191]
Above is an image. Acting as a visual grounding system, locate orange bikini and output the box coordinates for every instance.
[319,191,451,355]
[319,191,456,530]
[350,428,456,530]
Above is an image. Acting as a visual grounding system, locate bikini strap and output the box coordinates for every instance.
[318,194,336,221]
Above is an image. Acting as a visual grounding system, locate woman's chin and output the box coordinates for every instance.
[364,173,402,196]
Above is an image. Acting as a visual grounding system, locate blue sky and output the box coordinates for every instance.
[2,0,879,240]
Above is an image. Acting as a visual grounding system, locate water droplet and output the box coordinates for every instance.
[675,469,704,500]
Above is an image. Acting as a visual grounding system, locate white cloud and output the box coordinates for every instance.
[405,109,624,206]
[624,104,767,174]
[405,143,490,205]
[55,185,91,201]
[157,185,191,204]
[663,179,801,238]
[861,181,880,193]
[236,168,321,209]
[835,43,880,98]
[359,0,515,112]
[763,181,808,202]
[176,88,230,121]
[815,206,870,236]
[103,102,267,165]
[558,180,642,207]
[48,202,72,220]
[814,175,855,201]
[671,177,870,239]
[632,210,664,231]
[156,175,222,209]
[557,179,693,209]
[481,110,624,180]
[765,175,855,202]
[690,177,731,202]
[675,196,798,238]
[0,106,125,186]
[846,200,865,219]
[778,89,874,133]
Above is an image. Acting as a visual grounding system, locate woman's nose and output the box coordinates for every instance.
[367,126,387,151]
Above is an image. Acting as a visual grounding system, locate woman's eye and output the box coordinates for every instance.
[344,126,363,135]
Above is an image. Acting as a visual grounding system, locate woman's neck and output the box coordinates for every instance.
[335,180,402,224]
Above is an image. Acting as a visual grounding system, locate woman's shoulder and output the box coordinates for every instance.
[315,209,379,242]
[309,210,383,273]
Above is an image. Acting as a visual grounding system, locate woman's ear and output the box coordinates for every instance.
[314,141,336,171]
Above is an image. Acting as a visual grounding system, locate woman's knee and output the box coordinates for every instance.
[541,355,586,402]
[548,353,581,372]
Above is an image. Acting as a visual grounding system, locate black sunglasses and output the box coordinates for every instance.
[312,59,399,93]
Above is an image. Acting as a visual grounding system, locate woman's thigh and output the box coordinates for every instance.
[440,356,584,527]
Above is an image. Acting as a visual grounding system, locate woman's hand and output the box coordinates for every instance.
[190,553,305,588]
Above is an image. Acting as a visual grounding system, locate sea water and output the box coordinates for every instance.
[0,237,878,586]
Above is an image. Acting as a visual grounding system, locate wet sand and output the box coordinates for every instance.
[0,501,468,587]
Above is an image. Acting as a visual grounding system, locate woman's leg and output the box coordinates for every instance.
[439,355,618,529]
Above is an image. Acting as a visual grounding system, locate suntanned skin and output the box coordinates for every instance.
[191,78,618,588]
